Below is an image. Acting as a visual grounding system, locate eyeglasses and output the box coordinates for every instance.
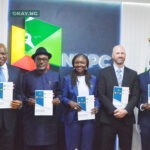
[0,52,7,57]
[36,58,49,62]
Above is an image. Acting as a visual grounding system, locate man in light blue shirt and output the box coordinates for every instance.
[0,43,22,150]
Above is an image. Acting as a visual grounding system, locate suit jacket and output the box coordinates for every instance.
[61,74,99,124]
[98,65,139,125]
[22,69,61,146]
[138,71,150,127]
[0,64,22,130]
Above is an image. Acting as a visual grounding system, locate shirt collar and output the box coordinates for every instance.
[113,63,124,73]
[0,63,7,70]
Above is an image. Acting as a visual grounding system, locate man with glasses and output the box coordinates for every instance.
[22,47,61,150]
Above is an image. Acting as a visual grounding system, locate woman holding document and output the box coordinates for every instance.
[61,53,99,150]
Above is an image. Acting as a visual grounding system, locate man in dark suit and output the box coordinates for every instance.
[22,47,61,150]
[98,45,139,150]
[138,68,150,150]
[0,43,22,150]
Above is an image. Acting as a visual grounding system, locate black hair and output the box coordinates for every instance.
[72,53,89,68]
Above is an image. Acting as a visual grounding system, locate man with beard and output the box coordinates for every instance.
[0,43,22,150]
[98,45,139,150]
[22,47,61,150]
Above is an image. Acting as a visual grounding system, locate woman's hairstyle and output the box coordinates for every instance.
[71,53,91,88]
[72,53,89,68]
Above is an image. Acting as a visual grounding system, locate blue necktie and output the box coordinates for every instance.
[0,67,6,82]
[116,69,122,86]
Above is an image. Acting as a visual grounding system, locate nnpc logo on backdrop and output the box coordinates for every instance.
[11,17,62,71]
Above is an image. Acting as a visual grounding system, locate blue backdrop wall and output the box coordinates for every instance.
[9,0,121,77]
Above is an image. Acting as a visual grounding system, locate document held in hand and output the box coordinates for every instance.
[77,95,95,121]
[113,86,129,109]
[0,82,13,108]
[148,84,150,103]
[34,90,53,116]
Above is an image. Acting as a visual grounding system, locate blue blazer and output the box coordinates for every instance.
[138,71,150,127]
[61,74,99,124]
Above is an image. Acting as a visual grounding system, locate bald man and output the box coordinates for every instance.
[97,45,139,150]
[0,43,22,150]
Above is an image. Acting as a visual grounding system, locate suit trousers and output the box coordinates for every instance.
[23,144,58,150]
[99,123,133,150]
[0,127,15,150]
[140,126,150,150]
[65,120,95,150]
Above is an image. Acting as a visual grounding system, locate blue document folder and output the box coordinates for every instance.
[35,90,44,106]
[113,86,129,109]
[77,96,86,111]
[0,83,3,99]
[77,95,95,120]
[113,86,122,102]
[34,90,53,116]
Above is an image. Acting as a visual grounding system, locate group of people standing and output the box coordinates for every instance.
[0,43,149,150]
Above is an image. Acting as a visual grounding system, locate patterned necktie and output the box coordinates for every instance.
[0,67,6,82]
[116,69,122,86]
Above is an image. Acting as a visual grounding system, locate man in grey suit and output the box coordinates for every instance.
[98,45,139,150]
[0,43,22,150]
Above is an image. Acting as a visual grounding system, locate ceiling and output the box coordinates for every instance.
[122,0,150,3]
[102,0,150,3]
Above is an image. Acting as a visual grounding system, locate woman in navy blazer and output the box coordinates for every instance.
[138,70,150,150]
[61,53,99,150]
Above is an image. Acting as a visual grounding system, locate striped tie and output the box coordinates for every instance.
[116,69,122,86]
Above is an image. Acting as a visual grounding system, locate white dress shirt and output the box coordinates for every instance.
[77,76,89,96]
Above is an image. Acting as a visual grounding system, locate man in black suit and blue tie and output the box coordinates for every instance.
[0,43,22,150]
[98,45,139,150]
[138,66,150,150]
